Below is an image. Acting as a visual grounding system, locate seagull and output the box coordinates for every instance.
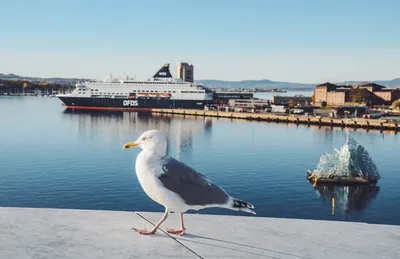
[123,129,255,236]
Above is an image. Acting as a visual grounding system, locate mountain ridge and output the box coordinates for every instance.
[1,73,399,89]
[197,78,400,89]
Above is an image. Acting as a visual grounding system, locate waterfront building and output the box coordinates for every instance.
[228,99,269,109]
[271,95,312,106]
[177,62,194,83]
[313,82,400,106]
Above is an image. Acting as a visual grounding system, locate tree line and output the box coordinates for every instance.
[0,79,74,94]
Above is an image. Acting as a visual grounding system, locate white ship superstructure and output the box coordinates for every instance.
[57,63,213,110]
[73,75,213,101]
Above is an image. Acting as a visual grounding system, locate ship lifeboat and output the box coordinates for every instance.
[128,94,136,99]
[137,93,148,98]
[160,93,172,98]
[148,93,159,98]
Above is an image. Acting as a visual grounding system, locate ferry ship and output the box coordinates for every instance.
[56,64,213,110]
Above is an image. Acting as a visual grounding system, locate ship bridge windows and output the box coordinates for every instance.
[180,91,204,93]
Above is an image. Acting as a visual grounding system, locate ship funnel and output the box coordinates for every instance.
[153,63,173,78]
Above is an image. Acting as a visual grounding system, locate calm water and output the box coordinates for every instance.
[1,96,399,225]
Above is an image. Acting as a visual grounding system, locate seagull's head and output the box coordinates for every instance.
[123,129,167,156]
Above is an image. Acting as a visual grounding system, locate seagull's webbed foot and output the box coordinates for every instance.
[167,228,185,236]
[133,228,157,235]
[167,212,186,236]
[133,208,170,236]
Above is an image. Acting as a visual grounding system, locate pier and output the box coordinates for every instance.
[152,109,400,132]
[1,207,399,258]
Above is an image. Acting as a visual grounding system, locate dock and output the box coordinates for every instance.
[306,170,379,185]
[152,109,400,132]
[1,207,399,258]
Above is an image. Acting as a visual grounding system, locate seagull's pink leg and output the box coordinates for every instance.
[167,212,186,236]
[134,209,169,235]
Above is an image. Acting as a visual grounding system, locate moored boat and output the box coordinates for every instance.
[56,63,213,110]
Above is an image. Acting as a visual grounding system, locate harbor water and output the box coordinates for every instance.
[0,96,399,225]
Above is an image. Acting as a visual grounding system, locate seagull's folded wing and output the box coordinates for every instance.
[158,157,230,206]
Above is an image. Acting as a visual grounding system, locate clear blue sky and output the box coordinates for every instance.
[1,0,399,83]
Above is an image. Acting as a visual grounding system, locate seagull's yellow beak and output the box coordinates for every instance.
[123,142,139,149]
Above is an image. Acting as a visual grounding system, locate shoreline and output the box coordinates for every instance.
[152,108,399,132]
[2,95,398,132]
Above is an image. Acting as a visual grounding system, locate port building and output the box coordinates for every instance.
[177,62,194,83]
[314,82,400,106]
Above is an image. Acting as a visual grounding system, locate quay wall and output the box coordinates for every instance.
[151,109,399,132]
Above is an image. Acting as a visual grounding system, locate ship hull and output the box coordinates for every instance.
[57,96,208,110]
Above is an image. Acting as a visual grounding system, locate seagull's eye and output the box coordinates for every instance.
[142,137,147,141]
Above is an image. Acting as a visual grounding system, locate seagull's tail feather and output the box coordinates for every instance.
[226,197,256,215]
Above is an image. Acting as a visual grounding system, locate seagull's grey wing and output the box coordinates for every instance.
[159,157,230,206]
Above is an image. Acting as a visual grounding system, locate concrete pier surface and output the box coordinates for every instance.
[1,207,399,259]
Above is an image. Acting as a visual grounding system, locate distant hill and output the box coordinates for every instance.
[196,79,315,90]
[0,73,88,85]
[1,73,399,89]
[197,78,400,89]
[339,78,400,88]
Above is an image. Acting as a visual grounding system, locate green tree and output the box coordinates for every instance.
[321,101,327,107]
[393,100,400,110]
[289,99,296,108]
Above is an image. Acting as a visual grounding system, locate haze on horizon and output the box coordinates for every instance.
[1,0,399,84]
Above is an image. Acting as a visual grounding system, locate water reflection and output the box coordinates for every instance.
[311,183,380,218]
[62,108,213,160]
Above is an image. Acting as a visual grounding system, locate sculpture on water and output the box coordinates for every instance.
[307,132,380,185]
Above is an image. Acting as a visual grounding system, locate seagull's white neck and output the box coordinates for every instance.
[136,138,168,163]
[140,149,167,162]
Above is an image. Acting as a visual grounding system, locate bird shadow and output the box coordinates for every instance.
[170,233,310,259]
[135,212,309,258]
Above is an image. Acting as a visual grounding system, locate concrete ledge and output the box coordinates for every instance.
[1,207,399,259]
